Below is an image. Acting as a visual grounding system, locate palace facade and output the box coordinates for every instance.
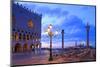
[12,2,42,53]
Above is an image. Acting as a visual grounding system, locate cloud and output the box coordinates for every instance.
[41,15,95,47]
[14,1,96,48]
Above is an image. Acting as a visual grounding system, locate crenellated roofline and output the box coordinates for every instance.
[12,2,42,17]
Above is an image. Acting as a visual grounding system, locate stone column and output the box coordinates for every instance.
[86,23,90,48]
[75,41,77,47]
[61,30,64,49]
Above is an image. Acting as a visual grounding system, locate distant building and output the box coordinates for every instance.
[11,2,42,52]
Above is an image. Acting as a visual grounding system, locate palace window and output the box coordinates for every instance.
[27,19,34,28]
[27,34,29,40]
[30,35,32,40]
[15,32,19,41]
[19,33,22,40]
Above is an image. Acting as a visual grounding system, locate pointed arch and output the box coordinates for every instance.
[14,43,22,53]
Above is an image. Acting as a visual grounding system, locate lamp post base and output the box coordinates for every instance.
[48,48,53,61]
[49,57,53,61]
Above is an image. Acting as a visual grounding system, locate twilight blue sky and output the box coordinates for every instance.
[14,1,96,48]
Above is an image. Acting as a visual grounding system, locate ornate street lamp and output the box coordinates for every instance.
[46,24,53,61]
[45,24,59,61]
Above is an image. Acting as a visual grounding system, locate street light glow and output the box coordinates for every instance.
[47,28,50,33]
[49,24,52,29]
